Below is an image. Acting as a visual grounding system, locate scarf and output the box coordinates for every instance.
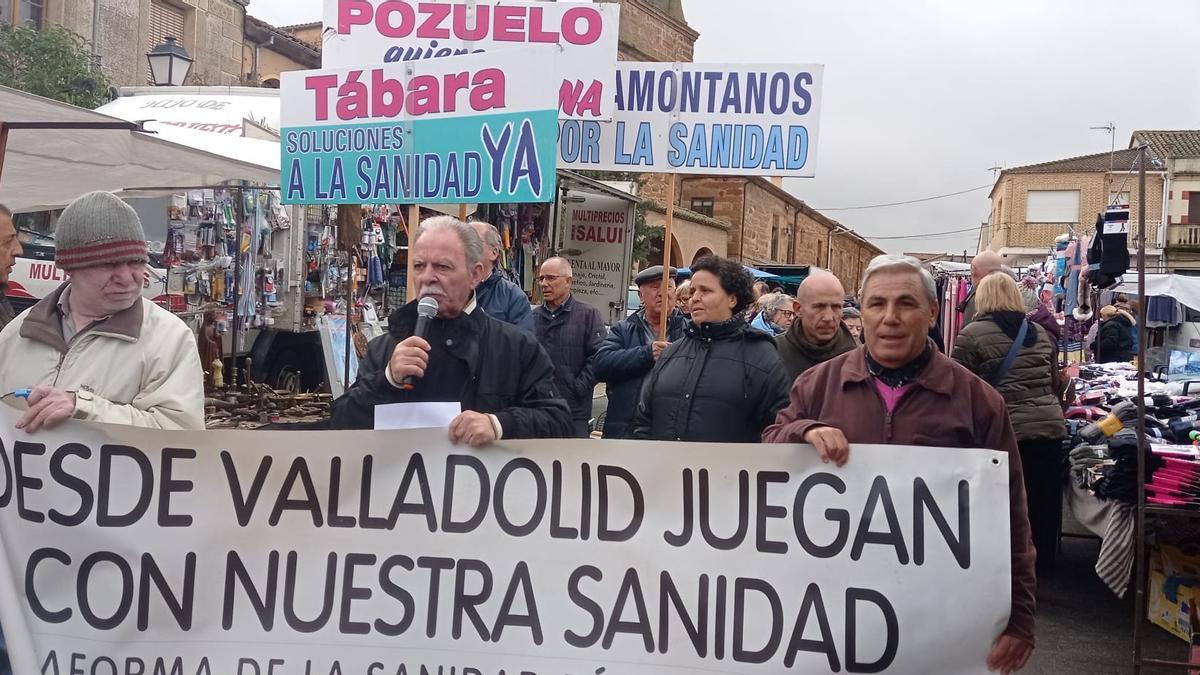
[865,341,934,388]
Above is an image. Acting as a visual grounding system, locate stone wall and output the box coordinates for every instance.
[48,0,244,87]
[607,0,697,62]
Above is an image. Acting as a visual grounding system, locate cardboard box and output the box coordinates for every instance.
[1149,546,1200,642]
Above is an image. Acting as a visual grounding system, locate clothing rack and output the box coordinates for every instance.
[1130,144,1199,671]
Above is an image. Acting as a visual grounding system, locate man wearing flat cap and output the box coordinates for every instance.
[593,265,686,439]
[0,191,204,432]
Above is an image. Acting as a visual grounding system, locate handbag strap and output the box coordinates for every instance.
[989,320,1029,386]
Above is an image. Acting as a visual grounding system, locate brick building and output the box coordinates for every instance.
[983,148,1164,269]
[1133,130,1200,272]
[639,175,881,288]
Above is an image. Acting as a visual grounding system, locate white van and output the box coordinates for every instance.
[5,209,170,315]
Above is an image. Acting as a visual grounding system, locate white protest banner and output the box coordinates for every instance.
[0,408,1010,674]
[562,190,633,321]
[280,48,559,204]
[558,63,824,176]
[322,0,620,121]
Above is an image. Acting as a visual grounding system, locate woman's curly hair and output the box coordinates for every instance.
[690,255,756,315]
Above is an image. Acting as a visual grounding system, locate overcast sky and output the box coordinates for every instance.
[248,0,1200,254]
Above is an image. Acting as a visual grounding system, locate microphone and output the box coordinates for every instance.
[401,296,439,390]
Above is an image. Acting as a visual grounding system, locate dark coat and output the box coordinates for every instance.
[763,347,1036,645]
[0,288,14,331]
[1026,304,1063,345]
[593,309,687,439]
[533,295,607,422]
[633,317,791,443]
[1094,312,1135,363]
[329,300,573,437]
[951,314,1066,441]
[775,321,858,382]
[475,268,535,333]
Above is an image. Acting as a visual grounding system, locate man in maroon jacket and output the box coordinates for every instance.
[764,254,1036,675]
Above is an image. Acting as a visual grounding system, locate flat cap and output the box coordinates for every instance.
[634,265,677,286]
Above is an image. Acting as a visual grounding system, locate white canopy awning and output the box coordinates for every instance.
[0,85,278,213]
[1113,274,1200,312]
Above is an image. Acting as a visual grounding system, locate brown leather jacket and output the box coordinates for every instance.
[763,346,1036,645]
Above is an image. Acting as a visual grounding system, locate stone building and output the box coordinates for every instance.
[640,175,882,288]
[40,0,247,87]
[982,148,1164,269]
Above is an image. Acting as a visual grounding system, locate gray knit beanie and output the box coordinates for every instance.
[55,191,147,271]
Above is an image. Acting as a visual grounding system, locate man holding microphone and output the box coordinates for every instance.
[330,216,572,442]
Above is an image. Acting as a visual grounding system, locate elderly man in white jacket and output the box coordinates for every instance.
[0,191,204,431]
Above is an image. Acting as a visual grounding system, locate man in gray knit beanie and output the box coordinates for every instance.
[0,190,203,434]
[55,190,149,270]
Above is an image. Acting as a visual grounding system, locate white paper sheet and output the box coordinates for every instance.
[373,401,461,430]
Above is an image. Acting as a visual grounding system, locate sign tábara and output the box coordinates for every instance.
[279,48,559,205]
[0,409,1011,675]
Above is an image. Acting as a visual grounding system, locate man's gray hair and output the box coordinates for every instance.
[474,220,502,251]
[859,254,938,306]
[414,215,484,266]
[542,256,574,278]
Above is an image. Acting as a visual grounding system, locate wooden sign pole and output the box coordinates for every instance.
[406,204,420,301]
[658,173,677,341]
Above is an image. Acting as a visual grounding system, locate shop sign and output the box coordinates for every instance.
[322,0,620,121]
[279,48,559,204]
[558,63,825,176]
[1,407,1010,674]
[563,190,633,324]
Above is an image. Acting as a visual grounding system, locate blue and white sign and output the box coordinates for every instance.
[558,63,824,177]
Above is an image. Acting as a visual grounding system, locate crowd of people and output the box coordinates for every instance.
[0,196,1095,674]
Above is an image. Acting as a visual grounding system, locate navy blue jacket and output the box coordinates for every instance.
[476,268,535,333]
[593,309,687,438]
[533,295,607,422]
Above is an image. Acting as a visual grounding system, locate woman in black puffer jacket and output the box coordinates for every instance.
[633,256,791,443]
[1093,305,1135,363]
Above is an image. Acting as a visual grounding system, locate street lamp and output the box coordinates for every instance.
[146,36,193,87]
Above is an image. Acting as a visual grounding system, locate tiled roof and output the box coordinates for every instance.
[245,15,321,63]
[277,21,321,32]
[1005,147,1158,174]
[1132,130,1200,161]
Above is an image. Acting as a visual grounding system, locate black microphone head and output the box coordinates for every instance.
[417,296,439,318]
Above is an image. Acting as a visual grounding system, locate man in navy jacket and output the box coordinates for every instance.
[594,266,686,438]
[471,221,535,333]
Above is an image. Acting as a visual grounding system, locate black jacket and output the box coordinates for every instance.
[1095,312,1135,363]
[593,309,687,439]
[533,295,607,422]
[330,300,573,437]
[633,316,791,443]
